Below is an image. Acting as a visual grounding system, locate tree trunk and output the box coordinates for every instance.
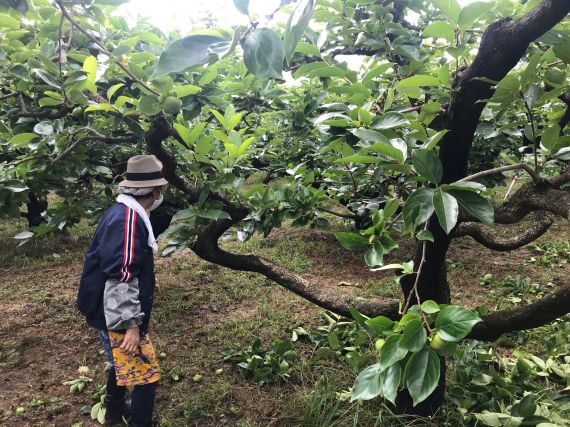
[25,192,47,227]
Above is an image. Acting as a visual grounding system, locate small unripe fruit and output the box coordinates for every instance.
[162,96,182,115]
[374,339,386,352]
[546,67,565,85]
[430,335,457,356]
[192,374,203,383]
[16,407,26,414]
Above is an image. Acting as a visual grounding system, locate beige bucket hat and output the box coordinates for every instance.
[118,155,169,188]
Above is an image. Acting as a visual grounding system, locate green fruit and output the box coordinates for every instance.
[215,368,223,375]
[430,335,457,356]
[36,399,45,405]
[16,407,26,414]
[193,374,203,383]
[546,67,565,85]
[374,339,386,352]
[229,405,240,415]
[162,96,182,115]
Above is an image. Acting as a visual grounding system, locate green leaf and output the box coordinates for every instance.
[107,83,124,101]
[33,69,61,88]
[397,75,441,89]
[233,0,249,14]
[362,62,393,85]
[138,95,161,115]
[351,363,383,401]
[295,41,320,56]
[403,188,435,229]
[422,22,455,42]
[421,300,440,314]
[173,124,192,146]
[33,121,53,136]
[435,305,481,341]
[350,128,388,144]
[412,149,443,183]
[399,319,428,352]
[416,230,434,243]
[372,112,409,129]
[364,241,384,267]
[458,1,490,30]
[553,42,570,64]
[335,232,369,250]
[365,316,394,335]
[197,209,231,219]
[284,0,317,62]
[175,84,201,97]
[541,125,561,150]
[243,28,285,79]
[4,179,28,192]
[382,363,401,405]
[369,142,404,162]
[405,347,440,407]
[9,133,39,147]
[433,191,458,234]
[152,35,225,79]
[335,155,379,164]
[82,55,97,93]
[422,130,448,150]
[0,14,20,29]
[431,0,461,24]
[380,335,408,369]
[446,189,494,226]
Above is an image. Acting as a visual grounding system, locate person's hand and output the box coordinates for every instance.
[120,327,140,355]
[155,279,161,294]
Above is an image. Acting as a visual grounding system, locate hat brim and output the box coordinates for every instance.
[119,178,169,188]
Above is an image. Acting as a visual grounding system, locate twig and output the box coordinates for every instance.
[58,10,68,102]
[0,92,19,101]
[54,0,160,96]
[51,131,137,164]
[457,163,541,184]
[524,101,538,172]
[402,223,428,314]
[504,175,518,201]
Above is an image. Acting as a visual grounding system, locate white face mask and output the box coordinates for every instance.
[149,195,163,211]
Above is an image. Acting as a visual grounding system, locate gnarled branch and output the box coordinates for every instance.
[452,212,555,251]
[191,216,400,319]
[469,285,570,341]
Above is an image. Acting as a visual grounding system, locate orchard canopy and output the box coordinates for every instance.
[1,0,570,412]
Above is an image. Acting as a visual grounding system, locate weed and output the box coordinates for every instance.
[222,338,296,384]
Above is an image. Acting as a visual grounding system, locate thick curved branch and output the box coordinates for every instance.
[469,285,570,341]
[439,0,570,183]
[493,178,570,224]
[20,105,72,119]
[191,217,399,319]
[452,212,555,251]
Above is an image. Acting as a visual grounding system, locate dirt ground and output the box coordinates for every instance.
[1,218,568,426]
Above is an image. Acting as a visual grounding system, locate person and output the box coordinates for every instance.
[77,155,168,427]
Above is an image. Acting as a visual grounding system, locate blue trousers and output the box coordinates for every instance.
[98,330,157,427]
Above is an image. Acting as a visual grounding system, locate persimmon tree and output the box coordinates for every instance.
[1,0,569,416]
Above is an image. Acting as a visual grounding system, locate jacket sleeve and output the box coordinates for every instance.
[97,206,148,330]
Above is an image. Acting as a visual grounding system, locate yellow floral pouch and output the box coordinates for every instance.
[108,331,160,386]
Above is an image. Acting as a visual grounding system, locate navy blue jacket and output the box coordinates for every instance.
[77,203,155,334]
